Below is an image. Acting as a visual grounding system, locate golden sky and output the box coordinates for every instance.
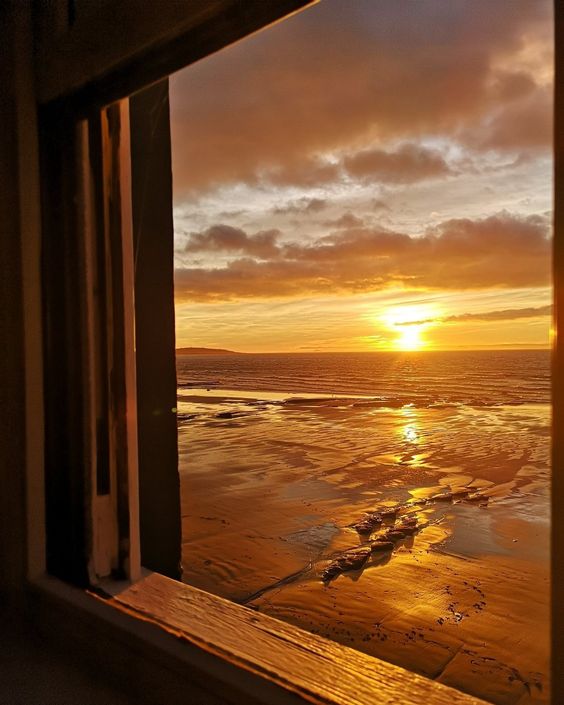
[170,0,553,352]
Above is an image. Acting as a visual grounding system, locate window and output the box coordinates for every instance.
[27,1,563,703]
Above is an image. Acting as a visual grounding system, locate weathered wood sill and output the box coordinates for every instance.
[100,572,488,705]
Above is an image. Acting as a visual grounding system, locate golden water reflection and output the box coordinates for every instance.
[403,424,419,443]
[399,404,419,445]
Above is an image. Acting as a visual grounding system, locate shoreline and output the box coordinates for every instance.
[177,386,550,410]
[177,347,552,355]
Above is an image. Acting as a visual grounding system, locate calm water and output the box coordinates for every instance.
[177,350,550,406]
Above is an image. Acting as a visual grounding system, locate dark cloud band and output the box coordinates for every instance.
[175,211,550,301]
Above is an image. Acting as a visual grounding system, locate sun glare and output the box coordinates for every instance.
[398,325,424,351]
[381,304,438,351]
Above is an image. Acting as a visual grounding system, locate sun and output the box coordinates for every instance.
[397,325,424,351]
[380,304,439,351]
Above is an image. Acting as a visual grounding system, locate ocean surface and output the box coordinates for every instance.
[177,349,550,406]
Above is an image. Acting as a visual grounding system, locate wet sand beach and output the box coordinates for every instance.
[178,388,549,705]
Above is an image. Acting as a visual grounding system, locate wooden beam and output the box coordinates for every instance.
[130,80,181,580]
[102,100,142,582]
[82,101,142,583]
[40,106,91,587]
[35,0,316,109]
[42,98,143,586]
[109,572,488,705]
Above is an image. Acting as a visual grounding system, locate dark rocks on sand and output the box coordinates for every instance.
[370,540,394,553]
[353,513,382,534]
[352,506,401,534]
[354,520,375,534]
[321,548,371,581]
[395,523,418,536]
[384,529,407,541]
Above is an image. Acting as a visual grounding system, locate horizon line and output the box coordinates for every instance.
[176,345,551,354]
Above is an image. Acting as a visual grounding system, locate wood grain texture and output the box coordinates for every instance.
[35,0,316,107]
[113,573,488,705]
[130,81,181,581]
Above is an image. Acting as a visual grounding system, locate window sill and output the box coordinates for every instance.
[36,571,488,705]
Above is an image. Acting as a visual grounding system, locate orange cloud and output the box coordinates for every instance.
[324,212,365,229]
[272,197,328,215]
[404,304,552,325]
[184,224,280,259]
[170,0,552,196]
[445,305,552,322]
[462,84,552,151]
[343,144,452,183]
[175,211,550,302]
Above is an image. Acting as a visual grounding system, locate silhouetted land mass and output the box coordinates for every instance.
[176,347,241,355]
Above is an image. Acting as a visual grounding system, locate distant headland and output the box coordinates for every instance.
[176,346,242,355]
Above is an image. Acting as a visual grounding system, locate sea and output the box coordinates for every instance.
[176,349,550,406]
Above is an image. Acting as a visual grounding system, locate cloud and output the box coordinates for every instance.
[170,0,552,196]
[263,159,341,188]
[324,212,365,229]
[343,143,452,183]
[255,142,455,190]
[445,304,552,322]
[404,304,552,325]
[462,84,552,151]
[184,224,280,258]
[273,197,328,215]
[174,211,550,301]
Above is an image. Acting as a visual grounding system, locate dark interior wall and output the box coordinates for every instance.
[0,2,28,592]
[0,2,45,593]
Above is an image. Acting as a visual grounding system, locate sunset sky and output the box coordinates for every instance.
[170,0,553,352]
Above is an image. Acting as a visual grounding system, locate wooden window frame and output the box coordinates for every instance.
[28,1,561,703]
